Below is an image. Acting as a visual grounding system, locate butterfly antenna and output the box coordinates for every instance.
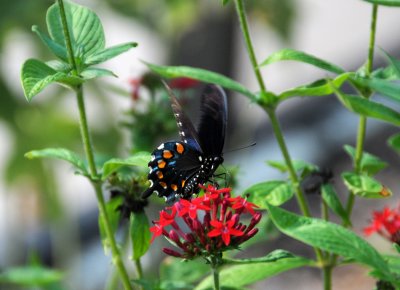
[224,142,256,154]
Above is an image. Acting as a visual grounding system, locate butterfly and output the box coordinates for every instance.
[141,83,228,203]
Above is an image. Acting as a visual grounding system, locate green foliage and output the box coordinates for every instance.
[195,251,314,290]
[244,180,293,207]
[321,184,351,226]
[160,258,210,285]
[343,145,388,175]
[130,211,151,260]
[101,151,151,180]
[266,204,394,282]
[267,160,317,173]
[342,172,392,198]
[388,133,400,154]
[20,0,136,101]
[0,266,63,286]
[260,48,346,74]
[145,62,256,101]
[25,147,88,175]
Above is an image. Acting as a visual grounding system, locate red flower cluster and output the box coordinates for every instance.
[363,205,400,244]
[150,185,262,259]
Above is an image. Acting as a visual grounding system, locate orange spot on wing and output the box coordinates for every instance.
[176,143,184,154]
[163,150,173,159]
[156,171,164,179]
[158,160,166,168]
[160,182,167,189]
[171,184,178,191]
[181,179,186,187]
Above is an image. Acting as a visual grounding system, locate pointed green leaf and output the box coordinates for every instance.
[195,253,313,290]
[80,68,117,80]
[85,42,137,65]
[32,25,67,60]
[266,204,392,280]
[334,90,400,126]
[363,0,400,6]
[388,133,400,154]
[101,152,151,180]
[343,145,387,175]
[145,62,255,101]
[267,160,317,173]
[381,49,400,78]
[244,180,293,207]
[279,73,352,100]
[321,184,351,226]
[47,1,105,58]
[46,60,70,72]
[260,48,346,74]
[25,147,88,174]
[21,59,83,101]
[342,172,392,198]
[130,211,151,260]
[224,250,296,265]
[0,266,63,285]
[99,196,122,254]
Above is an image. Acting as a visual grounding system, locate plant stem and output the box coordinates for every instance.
[323,265,332,290]
[345,4,378,218]
[234,0,266,92]
[57,0,78,76]
[266,108,311,218]
[134,259,143,280]
[212,265,220,290]
[57,1,133,289]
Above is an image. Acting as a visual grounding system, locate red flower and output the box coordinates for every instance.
[169,77,199,90]
[208,217,244,246]
[149,184,262,259]
[178,198,210,219]
[364,205,400,244]
[128,77,142,101]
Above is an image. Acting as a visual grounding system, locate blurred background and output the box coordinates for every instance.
[1,0,400,289]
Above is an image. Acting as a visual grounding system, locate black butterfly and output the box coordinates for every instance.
[141,83,228,203]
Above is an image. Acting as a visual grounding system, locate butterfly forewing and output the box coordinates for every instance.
[197,85,227,156]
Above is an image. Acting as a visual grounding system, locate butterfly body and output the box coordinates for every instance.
[142,84,227,202]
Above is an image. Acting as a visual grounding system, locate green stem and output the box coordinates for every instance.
[367,4,379,77]
[323,265,332,290]
[57,0,78,75]
[134,259,143,280]
[234,0,266,92]
[322,199,329,222]
[266,108,311,218]
[57,1,133,288]
[212,265,220,290]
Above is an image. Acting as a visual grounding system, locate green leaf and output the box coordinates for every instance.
[222,0,231,5]
[46,60,70,72]
[244,180,293,207]
[355,77,400,103]
[224,250,296,265]
[321,184,351,226]
[363,0,400,6]
[0,266,63,286]
[343,145,388,175]
[21,59,83,101]
[266,160,317,173]
[334,90,400,126]
[130,211,151,260]
[381,49,400,78]
[80,68,117,80]
[25,147,88,174]
[388,133,400,154]
[342,172,392,198]
[160,258,210,284]
[266,204,392,280]
[145,62,256,101]
[101,151,151,180]
[195,253,313,290]
[260,48,346,74]
[278,73,352,100]
[85,42,138,65]
[99,196,122,254]
[32,25,67,60]
[394,243,400,254]
[47,1,105,58]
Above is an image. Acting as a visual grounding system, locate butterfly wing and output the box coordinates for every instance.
[197,85,228,156]
[163,82,203,153]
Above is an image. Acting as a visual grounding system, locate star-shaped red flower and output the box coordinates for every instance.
[208,218,244,246]
[178,198,210,219]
